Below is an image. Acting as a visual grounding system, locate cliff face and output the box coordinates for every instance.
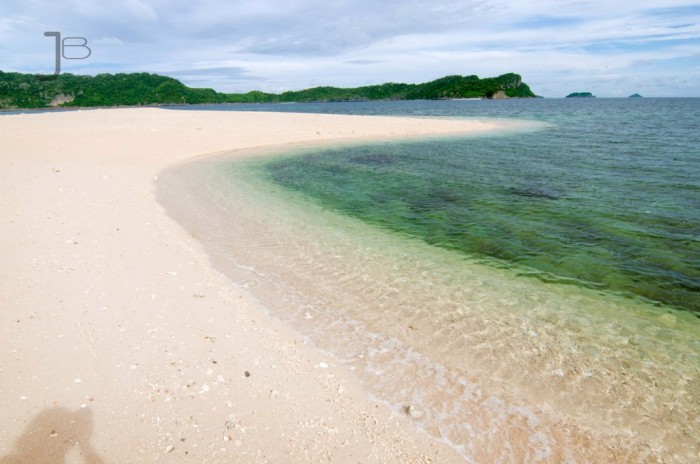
[494,73,535,98]
[48,94,75,106]
[496,73,521,89]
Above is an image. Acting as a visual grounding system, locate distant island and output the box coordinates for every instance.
[629,93,643,98]
[0,71,536,109]
[566,92,595,98]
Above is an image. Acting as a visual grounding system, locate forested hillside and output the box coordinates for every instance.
[0,71,536,109]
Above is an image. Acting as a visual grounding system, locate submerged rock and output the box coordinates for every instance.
[509,186,564,200]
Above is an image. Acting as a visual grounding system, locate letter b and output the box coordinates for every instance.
[62,37,91,60]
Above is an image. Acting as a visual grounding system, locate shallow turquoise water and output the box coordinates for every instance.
[250,99,700,313]
[158,100,700,460]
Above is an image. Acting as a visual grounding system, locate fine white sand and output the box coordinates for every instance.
[0,108,499,463]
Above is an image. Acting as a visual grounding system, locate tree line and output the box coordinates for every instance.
[0,71,536,109]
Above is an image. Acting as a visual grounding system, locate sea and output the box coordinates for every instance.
[159,98,700,463]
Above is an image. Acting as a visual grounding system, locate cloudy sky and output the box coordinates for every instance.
[1,0,699,97]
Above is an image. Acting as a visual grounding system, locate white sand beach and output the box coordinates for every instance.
[0,108,499,463]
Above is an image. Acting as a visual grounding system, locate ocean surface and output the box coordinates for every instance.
[160,99,700,462]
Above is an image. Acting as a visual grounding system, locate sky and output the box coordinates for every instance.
[1,0,699,97]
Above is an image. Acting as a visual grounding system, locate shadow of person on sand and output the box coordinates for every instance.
[0,407,105,464]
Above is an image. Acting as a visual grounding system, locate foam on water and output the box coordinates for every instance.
[158,136,700,462]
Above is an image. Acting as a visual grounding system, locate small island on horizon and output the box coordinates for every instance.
[566,92,596,98]
[0,71,537,110]
[629,93,643,98]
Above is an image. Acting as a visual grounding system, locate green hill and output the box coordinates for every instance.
[235,73,535,102]
[565,92,595,98]
[0,71,228,109]
[0,71,536,109]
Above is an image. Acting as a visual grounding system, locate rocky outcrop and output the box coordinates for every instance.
[49,94,74,107]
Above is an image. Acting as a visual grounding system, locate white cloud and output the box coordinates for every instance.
[94,36,124,45]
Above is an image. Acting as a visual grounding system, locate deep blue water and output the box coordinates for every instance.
[188,99,700,313]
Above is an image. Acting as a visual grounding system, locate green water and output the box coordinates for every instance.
[259,99,700,314]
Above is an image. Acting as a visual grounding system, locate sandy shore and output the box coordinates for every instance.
[0,108,498,463]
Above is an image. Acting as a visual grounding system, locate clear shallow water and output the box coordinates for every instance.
[158,99,700,462]
[256,99,700,313]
